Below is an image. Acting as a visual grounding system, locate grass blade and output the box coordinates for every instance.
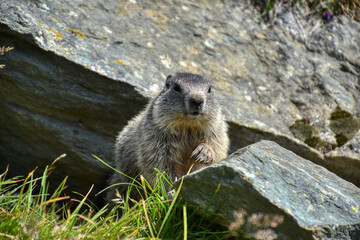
[183,205,187,240]
[157,177,184,238]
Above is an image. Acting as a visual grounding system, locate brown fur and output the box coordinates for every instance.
[106,72,229,205]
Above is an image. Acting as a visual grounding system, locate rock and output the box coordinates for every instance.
[0,0,359,199]
[325,131,360,186]
[0,1,148,200]
[177,141,360,240]
[0,38,147,200]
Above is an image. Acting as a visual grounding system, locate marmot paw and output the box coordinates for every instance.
[191,143,214,164]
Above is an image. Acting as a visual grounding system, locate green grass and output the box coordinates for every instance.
[0,157,228,240]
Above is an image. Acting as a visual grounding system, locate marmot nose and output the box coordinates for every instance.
[189,97,204,109]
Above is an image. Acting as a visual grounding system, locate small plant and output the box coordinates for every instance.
[252,0,360,22]
[0,46,13,55]
[307,0,360,21]
[0,46,14,69]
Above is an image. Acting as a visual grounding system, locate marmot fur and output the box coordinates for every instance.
[106,72,229,203]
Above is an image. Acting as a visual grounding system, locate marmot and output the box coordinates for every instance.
[106,72,229,203]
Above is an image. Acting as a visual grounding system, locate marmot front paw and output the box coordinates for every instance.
[191,143,214,164]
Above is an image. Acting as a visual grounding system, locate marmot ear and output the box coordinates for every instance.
[165,74,173,88]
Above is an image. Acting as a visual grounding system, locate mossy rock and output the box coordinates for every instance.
[329,108,360,146]
[304,136,335,151]
[289,119,334,151]
[289,119,314,141]
[330,108,353,120]
[334,134,348,147]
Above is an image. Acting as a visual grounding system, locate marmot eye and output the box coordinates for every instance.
[174,83,182,92]
[208,86,212,93]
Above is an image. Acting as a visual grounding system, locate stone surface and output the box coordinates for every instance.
[0,34,147,199]
[177,141,360,240]
[325,131,360,186]
[0,0,359,199]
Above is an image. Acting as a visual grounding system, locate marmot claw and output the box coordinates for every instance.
[191,143,214,164]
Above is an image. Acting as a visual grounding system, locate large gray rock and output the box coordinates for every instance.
[0,0,359,199]
[177,141,360,240]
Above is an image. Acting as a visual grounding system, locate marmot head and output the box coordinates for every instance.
[153,72,221,131]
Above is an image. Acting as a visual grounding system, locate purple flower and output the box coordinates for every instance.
[322,10,333,20]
